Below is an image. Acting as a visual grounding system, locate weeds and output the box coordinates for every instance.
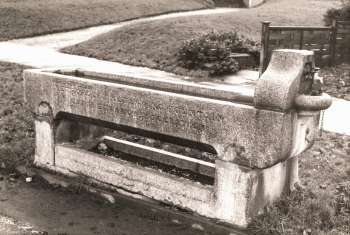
[248,182,350,235]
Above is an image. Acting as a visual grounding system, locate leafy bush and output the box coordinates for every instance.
[177,31,259,76]
[324,0,350,25]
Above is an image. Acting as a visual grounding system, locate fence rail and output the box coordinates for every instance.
[269,26,331,31]
[259,19,350,75]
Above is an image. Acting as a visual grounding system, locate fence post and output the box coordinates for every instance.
[259,21,271,77]
[299,30,304,50]
[329,19,337,66]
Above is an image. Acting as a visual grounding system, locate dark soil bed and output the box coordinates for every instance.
[91,141,215,186]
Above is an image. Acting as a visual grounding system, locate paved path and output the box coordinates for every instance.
[322,98,350,135]
[0,173,243,235]
[9,8,239,50]
[0,42,194,80]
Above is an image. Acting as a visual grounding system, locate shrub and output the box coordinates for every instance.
[177,31,259,77]
[324,0,350,25]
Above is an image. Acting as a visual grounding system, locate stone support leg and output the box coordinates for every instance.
[287,156,299,190]
[214,157,299,227]
[34,103,55,167]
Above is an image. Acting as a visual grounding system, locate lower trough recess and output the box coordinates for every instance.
[90,140,215,186]
[54,144,215,217]
[54,119,217,185]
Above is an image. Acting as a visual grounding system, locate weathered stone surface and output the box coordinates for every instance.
[51,145,298,227]
[24,69,295,168]
[24,49,329,168]
[34,119,54,167]
[54,145,215,217]
[255,49,315,111]
[23,50,331,228]
[103,136,215,177]
[24,50,330,169]
[295,93,332,111]
[215,157,298,226]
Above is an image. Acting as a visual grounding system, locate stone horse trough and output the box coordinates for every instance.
[24,50,331,227]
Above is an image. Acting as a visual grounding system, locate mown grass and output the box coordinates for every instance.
[0,62,34,170]
[63,0,340,79]
[0,0,214,41]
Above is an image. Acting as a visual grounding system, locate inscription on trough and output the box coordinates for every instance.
[53,78,225,140]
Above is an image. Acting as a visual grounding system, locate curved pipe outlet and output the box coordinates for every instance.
[295,93,332,111]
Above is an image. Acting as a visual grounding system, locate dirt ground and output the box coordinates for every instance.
[0,170,245,235]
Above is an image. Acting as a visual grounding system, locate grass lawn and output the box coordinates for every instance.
[0,62,34,170]
[0,0,214,41]
[63,0,341,79]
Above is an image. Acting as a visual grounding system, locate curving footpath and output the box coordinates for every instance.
[8,8,239,50]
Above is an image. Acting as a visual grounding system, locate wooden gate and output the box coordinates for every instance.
[259,19,350,75]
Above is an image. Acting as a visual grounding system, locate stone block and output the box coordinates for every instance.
[23,50,327,168]
[214,157,298,226]
[54,145,215,218]
[34,119,54,167]
[50,145,299,227]
[254,49,315,111]
[23,49,332,227]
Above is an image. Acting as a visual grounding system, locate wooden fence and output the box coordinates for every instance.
[259,19,350,75]
[336,21,350,64]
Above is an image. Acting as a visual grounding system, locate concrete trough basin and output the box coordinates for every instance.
[24,49,332,227]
